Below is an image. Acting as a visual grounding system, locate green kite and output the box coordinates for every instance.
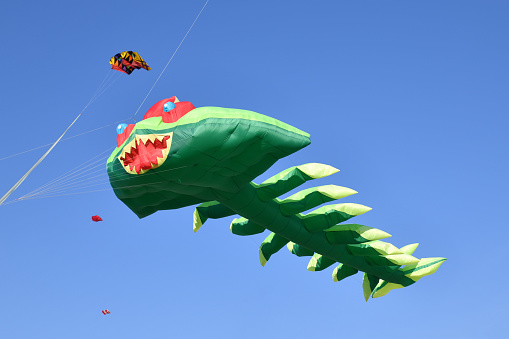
[107,96,446,300]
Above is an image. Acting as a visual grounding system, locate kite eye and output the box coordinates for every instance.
[164,101,176,112]
[117,123,129,135]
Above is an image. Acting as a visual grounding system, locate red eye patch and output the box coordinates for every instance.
[142,97,195,123]
[117,97,195,148]
[117,124,135,147]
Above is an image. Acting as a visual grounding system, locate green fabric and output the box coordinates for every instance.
[107,105,446,300]
[301,203,371,232]
[287,242,314,257]
[362,273,380,301]
[259,233,289,266]
[255,163,339,201]
[307,253,335,271]
[230,217,265,236]
[371,257,446,298]
[193,201,235,232]
[403,257,447,281]
[347,241,420,266]
[107,107,311,218]
[400,243,419,255]
[324,224,391,244]
[279,185,357,216]
[332,264,358,282]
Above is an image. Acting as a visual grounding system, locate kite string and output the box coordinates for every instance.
[0,111,86,206]
[19,150,113,199]
[1,0,211,206]
[87,70,114,105]
[0,118,131,162]
[13,163,194,202]
[0,0,209,163]
[132,0,210,120]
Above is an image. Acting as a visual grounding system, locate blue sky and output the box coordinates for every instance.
[1,1,508,338]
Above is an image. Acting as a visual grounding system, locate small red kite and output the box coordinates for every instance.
[92,215,103,222]
[102,309,110,315]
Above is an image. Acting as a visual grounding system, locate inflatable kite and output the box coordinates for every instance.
[91,215,103,222]
[109,51,150,75]
[102,309,110,315]
[107,96,446,300]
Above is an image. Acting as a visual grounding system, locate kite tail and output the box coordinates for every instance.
[193,163,446,300]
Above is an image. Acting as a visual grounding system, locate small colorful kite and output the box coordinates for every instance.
[109,51,150,75]
[102,309,110,315]
[91,215,103,222]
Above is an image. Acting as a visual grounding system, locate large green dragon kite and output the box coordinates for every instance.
[107,96,446,300]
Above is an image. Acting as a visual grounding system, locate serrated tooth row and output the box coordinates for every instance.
[137,135,152,144]
[121,139,137,159]
[136,134,169,146]
[118,133,173,175]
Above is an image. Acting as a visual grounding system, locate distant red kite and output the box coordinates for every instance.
[102,309,110,315]
[92,215,103,222]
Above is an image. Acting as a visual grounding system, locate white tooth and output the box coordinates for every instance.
[128,139,136,149]
[138,135,151,144]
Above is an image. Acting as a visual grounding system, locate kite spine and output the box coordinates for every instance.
[193,163,446,300]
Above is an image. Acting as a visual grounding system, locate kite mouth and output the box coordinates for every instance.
[118,132,173,174]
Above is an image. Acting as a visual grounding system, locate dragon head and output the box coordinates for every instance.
[107,97,311,218]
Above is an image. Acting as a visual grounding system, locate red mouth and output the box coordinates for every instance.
[118,133,173,174]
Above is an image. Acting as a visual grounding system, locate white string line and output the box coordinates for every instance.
[17,147,113,198]
[20,161,108,199]
[0,109,91,206]
[24,167,114,197]
[25,154,109,194]
[87,70,113,105]
[0,118,130,162]
[14,163,194,201]
[20,176,112,198]
[90,72,122,104]
[7,179,176,203]
[20,148,112,194]
[18,149,113,198]
[21,161,110,198]
[0,72,123,163]
[28,159,190,197]
[3,0,211,205]
[132,0,210,120]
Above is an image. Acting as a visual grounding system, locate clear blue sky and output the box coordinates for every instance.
[1,1,507,338]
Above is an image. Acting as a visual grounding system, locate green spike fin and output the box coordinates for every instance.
[230,217,265,236]
[259,233,289,266]
[307,253,335,271]
[400,243,419,255]
[403,257,447,281]
[371,280,405,298]
[301,203,372,232]
[255,163,339,201]
[332,264,359,282]
[325,224,391,244]
[348,241,419,266]
[193,201,235,232]
[371,257,446,298]
[362,273,380,301]
[287,242,314,257]
[279,185,357,216]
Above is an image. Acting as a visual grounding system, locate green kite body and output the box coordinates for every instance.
[107,97,446,300]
